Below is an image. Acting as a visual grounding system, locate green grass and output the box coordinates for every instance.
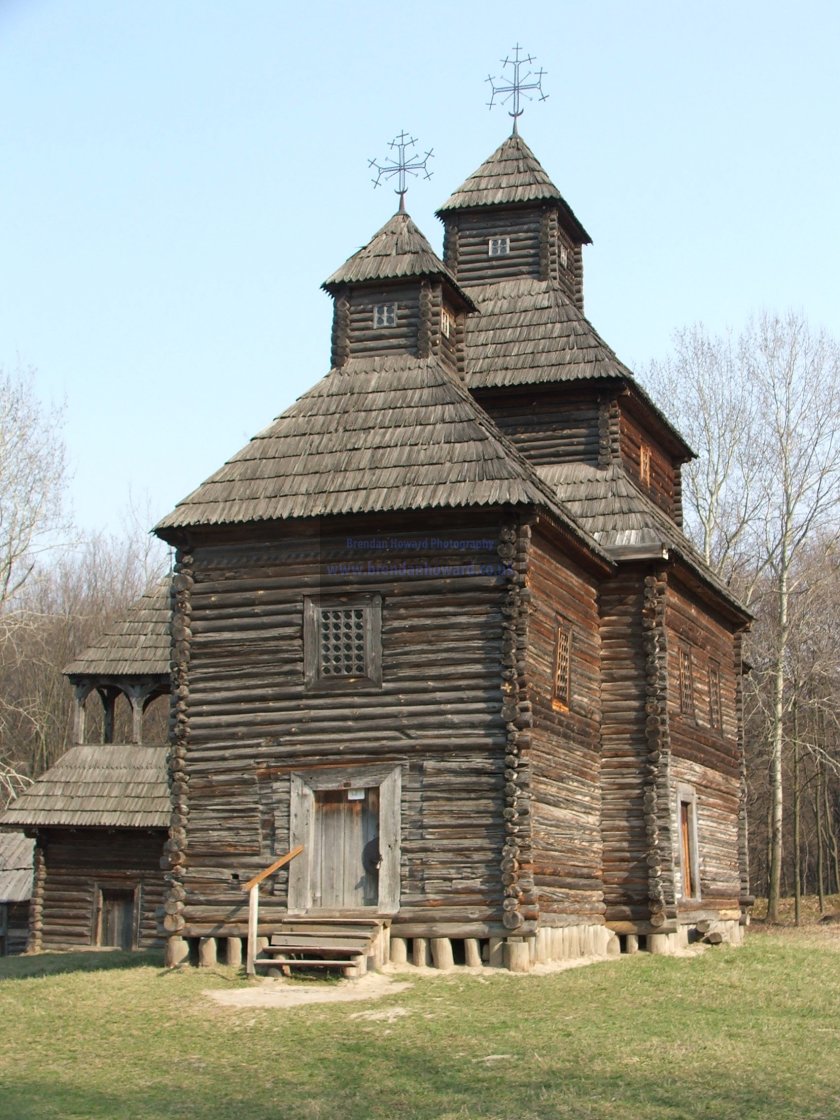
[1,926,839,1120]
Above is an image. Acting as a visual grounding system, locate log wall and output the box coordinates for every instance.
[599,568,653,925]
[37,829,166,950]
[619,409,677,517]
[471,389,602,466]
[526,525,604,921]
[346,283,420,359]
[664,578,743,914]
[445,208,543,285]
[170,513,519,938]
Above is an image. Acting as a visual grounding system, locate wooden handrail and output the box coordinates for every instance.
[244,844,304,975]
[242,844,304,892]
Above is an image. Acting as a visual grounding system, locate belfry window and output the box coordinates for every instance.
[488,236,510,257]
[373,303,396,328]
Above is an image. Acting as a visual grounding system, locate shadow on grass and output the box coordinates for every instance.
[0,948,163,982]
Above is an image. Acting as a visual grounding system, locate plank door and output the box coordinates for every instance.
[313,787,380,909]
[99,888,136,949]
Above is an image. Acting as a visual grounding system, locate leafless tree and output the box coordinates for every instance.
[644,312,840,919]
[0,365,67,611]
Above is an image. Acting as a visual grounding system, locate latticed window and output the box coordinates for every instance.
[373,303,396,328]
[441,306,455,338]
[553,618,572,709]
[320,607,366,677]
[304,595,382,690]
[679,646,694,717]
[708,661,722,731]
[488,236,510,257]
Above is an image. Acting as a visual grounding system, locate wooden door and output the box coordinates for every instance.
[313,787,380,909]
[99,889,135,949]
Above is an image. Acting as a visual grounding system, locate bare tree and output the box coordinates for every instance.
[643,324,766,592]
[0,365,67,610]
[643,312,840,919]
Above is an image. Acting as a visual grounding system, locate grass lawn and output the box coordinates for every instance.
[0,920,839,1120]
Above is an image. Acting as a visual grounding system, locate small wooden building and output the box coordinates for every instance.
[147,132,751,971]
[0,831,33,955]
[0,584,171,952]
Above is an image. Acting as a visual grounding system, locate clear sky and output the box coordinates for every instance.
[2,0,838,537]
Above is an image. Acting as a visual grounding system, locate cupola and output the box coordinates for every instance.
[436,134,591,311]
[322,210,476,378]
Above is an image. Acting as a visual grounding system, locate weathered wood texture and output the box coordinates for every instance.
[619,409,677,518]
[472,388,602,466]
[445,208,543,285]
[172,513,516,937]
[346,283,421,360]
[665,577,742,911]
[598,569,654,924]
[526,526,604,919]
[36,829,166,950]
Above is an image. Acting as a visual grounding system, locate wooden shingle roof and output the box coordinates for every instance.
[323,211,474,308]
[64,580,171,679]
[156,354,603,540]
[538,462,746,613]
[464,279,630,389]
[436,133,591,243]
[0,831,33,902]
[0,745,169,830]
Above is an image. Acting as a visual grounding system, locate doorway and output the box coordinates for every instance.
[97,888,136,949]
[287,765,401,914]
[313,787,380,908]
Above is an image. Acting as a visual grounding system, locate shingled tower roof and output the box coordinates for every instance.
[323,210,473,307]
[436,133,591,244]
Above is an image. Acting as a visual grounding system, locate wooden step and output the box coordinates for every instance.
[267,941,368,954]
[254,957,359,968]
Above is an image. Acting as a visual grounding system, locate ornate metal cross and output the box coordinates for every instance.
[486,45,548,134]
[369,131,434,211]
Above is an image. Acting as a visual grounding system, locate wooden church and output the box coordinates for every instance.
[2,119,752,971]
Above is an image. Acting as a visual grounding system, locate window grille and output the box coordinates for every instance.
[553,619,572,709]
[304,595,382,690]
[679,647,694,717]
[373,303,396,328]
[441,306,455,338]
[488,236,510,257]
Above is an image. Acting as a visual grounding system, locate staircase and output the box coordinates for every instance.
[253,917,389,978]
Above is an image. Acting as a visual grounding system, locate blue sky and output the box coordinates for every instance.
[1,0,838,537]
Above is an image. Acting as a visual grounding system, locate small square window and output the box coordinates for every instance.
[373,303,396,328]
[553,618,572,710]
[441,307,455,338]
[679,647,694,718]
[304,595,382,691]
[488,236,510,257]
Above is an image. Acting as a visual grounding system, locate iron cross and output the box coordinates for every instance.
[486,45,548,134]
[369,132,434,211]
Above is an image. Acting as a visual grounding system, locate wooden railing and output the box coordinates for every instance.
[242,844,304,975]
